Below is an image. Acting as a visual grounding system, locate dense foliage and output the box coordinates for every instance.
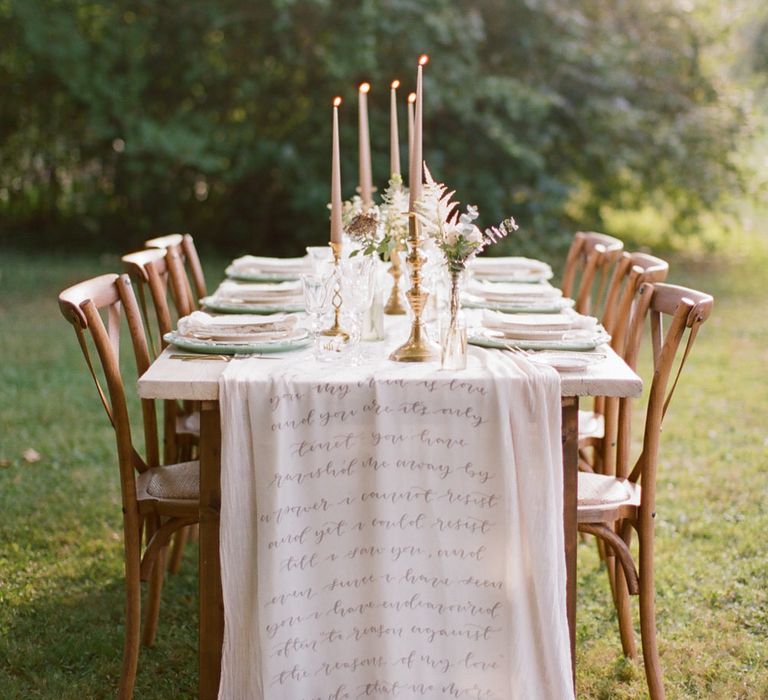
[0,0,759,255]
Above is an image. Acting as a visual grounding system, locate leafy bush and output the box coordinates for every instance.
[0,0,754,255]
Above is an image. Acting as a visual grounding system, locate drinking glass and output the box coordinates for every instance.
[340,255,375,362]
[301,271,335,359]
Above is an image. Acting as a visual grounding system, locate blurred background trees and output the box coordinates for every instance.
[0,0,765,256]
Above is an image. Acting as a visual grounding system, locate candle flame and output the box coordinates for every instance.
[408,92,416,104]
[359,82,371,94]
[391,79,400,89]
[333,96,342,107]
[418,54,429,66]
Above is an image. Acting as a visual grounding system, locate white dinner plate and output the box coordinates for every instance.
[526,351,607,372]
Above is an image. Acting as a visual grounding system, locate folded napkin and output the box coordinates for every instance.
[482,309,599,340]
[466,279,562,303]
[177,311,298,341]
[471,256,553,279]
[213,280,303,303]
[228,255,309,276]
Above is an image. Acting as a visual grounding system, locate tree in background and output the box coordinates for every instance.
[0,0,759,256]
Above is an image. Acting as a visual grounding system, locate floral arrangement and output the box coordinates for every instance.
[415,165,517,271]
[344,175,411,259]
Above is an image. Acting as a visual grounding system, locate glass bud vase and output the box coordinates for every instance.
[441,268,467,370]
[362,260,386,341]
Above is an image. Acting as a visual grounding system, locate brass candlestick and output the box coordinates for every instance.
[320,241,349,341]
[384,243,407,315]
[389,214,440,362]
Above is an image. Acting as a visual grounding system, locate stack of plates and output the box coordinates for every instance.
[202,280,305,314]
[165,311,310,355]
[225,255,310,282]
[469,310,610,351]
[463,279,572,314]
[470,256,553,283]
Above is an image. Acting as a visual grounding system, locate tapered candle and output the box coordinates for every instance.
[390,80,401,177]
[409,55,428,211]
[331,96,343,244]
[358,82,373,209]
[407,92,416,171]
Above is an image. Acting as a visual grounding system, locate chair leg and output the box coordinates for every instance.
[119,518,142,700]
[142,516,166,647]
[142,546,166,647]
[613,559,637,659]
[639,531,665,699]
[167,526,190,574]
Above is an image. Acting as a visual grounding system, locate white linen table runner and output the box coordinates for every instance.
[218,346,574,700]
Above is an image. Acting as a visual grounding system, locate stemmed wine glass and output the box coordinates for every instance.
[301,271,335,359]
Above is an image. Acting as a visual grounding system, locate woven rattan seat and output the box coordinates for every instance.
[139,461,200,501]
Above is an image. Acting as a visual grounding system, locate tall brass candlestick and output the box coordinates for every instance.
[391,55,438,361]
[389,213,439,361]
[384,243,407,315]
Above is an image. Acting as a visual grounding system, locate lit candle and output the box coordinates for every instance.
[407,92,416,171]
[409,55,428,211]
[390,80,401,177]
[358,82,373,209]
[331,96,343,244]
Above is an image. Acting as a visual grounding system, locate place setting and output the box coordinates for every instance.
[468,254,554,283]
[164,310,311,355]
[200,278,305,314]
[224,254,310,282]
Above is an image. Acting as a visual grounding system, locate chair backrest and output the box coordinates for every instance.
[601,251,669,357]
[616,282,713,518]
[145,233,207,305]
[58,274,160,515]
[122,248,175,358]
[561,231,624,316]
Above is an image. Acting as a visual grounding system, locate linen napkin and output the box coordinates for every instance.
[482,309,600,340]
[466,279,562,303]
[176,311,298,341]
[470,255,553,280]
[212,279,304,304]
[227,255,309,276]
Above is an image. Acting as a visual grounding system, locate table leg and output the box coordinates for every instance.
[562,396,579,688]
[199,401,223,700]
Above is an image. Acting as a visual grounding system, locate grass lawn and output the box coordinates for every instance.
[0,246,766,698]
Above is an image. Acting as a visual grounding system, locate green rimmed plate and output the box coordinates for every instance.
[463,297,575,314]
[468,329,610,352]
[224,267,302,283]
[200,296,304,314]
[163,330,311,355]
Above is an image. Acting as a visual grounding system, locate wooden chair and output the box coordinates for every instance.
[59,273,200,699]
[579,252,670,474]
[577,282,713,699]
[561,231,624,316]
[122,248,200,573]
[145,233,207,309]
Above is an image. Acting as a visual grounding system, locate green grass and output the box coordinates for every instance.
[1,246,767,698]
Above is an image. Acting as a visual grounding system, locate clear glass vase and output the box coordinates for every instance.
[441,268,467,370]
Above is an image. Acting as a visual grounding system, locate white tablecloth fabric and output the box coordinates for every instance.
[218,343,574,700]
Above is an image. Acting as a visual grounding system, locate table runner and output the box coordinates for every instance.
[218,346,574,699]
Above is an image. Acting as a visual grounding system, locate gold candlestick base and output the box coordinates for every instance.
[320,241,349,341]
[384,249,407,315]
[390,215,440,362]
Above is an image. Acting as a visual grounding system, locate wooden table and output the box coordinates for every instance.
[138,346,641,698]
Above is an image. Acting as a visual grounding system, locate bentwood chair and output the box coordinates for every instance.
[561,231,624,316]
[59,273,200,699]
[145,233,207,310]
[577,282,713,699]
[122,248,201,573]
[579,252,670,474]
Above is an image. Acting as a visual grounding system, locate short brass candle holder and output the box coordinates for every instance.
[384,242,407,315]
[320,240,349,342]
[389,213,440,362]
